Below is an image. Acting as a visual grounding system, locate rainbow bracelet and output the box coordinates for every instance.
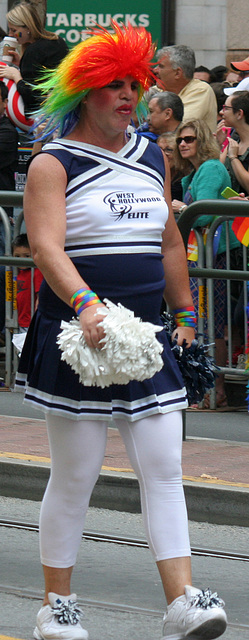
[70,287,101,316]
[173,306,197,328]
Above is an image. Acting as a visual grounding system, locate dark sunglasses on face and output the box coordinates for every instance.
[176,135,197,145]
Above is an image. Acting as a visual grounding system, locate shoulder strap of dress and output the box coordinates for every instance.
[44,137,164,190]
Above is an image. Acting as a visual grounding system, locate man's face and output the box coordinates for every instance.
[147,98,168,134]
[154,55,179,92]
[0,93,7,116]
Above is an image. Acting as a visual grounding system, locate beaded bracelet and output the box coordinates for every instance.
[70,287,101,316]
[173,306,197,328]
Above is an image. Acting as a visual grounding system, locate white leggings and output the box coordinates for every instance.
[40,411,191,568]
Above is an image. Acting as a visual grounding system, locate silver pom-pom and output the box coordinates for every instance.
[57,298,164,388]
[52,598,82,625]
[188,588,225,611]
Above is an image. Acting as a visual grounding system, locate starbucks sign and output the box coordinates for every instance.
[46,0,163,47]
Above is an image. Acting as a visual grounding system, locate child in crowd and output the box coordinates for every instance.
[12,234,43,331]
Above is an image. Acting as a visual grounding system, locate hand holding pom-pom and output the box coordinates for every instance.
[161,311,219,404]
[57,299,164,388]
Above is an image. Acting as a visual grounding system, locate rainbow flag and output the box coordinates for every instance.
[246,297,249,409]
[231,217,249,407]
[232,217,249,246]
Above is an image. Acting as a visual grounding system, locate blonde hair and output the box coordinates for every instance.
[7,2,58,41]
[174,119,220,173]
[157,131,177,146]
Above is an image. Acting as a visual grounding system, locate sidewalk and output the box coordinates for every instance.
[0,410,249,526]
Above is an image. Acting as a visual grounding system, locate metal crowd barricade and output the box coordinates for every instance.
[1,192,249,398]
[0,192,35,387]
[177,199,249,409]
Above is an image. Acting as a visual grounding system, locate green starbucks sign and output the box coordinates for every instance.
[46,1,165,48]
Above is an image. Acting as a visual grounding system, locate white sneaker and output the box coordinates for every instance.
[162,585,227,639]
[33,592,89,640]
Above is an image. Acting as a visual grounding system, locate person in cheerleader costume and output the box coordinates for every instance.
[15,22,227,640]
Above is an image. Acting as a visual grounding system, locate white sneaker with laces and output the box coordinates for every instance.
[33,592,89,640]
[162,585,227,639]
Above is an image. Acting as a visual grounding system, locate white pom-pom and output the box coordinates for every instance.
[12,332,27,356]
[57,298,164,388]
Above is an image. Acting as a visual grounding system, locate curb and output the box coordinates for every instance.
[1,458,249,526]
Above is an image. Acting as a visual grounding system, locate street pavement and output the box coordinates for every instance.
[0,390,249,640]
[0,389,248,525]
[1,500,249,639]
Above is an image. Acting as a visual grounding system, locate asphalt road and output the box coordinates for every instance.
[1,499,249,639]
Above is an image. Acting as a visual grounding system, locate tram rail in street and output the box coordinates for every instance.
[1,518,249,564]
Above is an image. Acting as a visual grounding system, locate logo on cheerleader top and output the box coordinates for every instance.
[104,190,156,221]
[104,192,133,217]
[104,191,137,220]
[0,62,34,132]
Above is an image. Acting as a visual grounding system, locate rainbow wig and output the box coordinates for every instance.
[34,21,157,138]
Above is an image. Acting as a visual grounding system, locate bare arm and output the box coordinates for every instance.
[24,154,106,347]
[161,154,195,345]
[226,137,249,193]
[216,120,229,164]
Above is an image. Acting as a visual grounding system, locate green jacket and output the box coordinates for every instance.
[181,159,240,253]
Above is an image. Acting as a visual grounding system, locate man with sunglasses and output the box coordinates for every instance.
[155,44,217,133]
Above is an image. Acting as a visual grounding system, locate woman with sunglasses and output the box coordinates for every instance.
[172,119,240,408]
[218,91,249,195]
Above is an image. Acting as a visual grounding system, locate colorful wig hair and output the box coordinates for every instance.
[33,21,157,138]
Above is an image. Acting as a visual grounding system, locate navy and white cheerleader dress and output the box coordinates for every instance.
[15,132,188,421]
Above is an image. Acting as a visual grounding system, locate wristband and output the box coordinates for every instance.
[70,287,101,315]
[178,204,187,214]
[173,305,197,328]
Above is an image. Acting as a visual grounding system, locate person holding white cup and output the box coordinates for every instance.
[0,1,68,116]
[2,35,17,62]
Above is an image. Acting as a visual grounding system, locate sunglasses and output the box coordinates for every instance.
[176,135,197,145]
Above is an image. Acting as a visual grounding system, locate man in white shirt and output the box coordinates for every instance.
[155,44,217,133]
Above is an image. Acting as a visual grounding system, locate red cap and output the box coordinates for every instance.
[231,56,249,71]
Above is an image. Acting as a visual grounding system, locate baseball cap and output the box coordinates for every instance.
[224,76,249,96]
[230,56,249,71]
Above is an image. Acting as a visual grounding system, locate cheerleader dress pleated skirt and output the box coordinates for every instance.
[15,133,188,421]
[15,253,188,421]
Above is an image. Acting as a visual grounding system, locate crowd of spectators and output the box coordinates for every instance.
[134,45,249,406]
[0,10,248,407]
